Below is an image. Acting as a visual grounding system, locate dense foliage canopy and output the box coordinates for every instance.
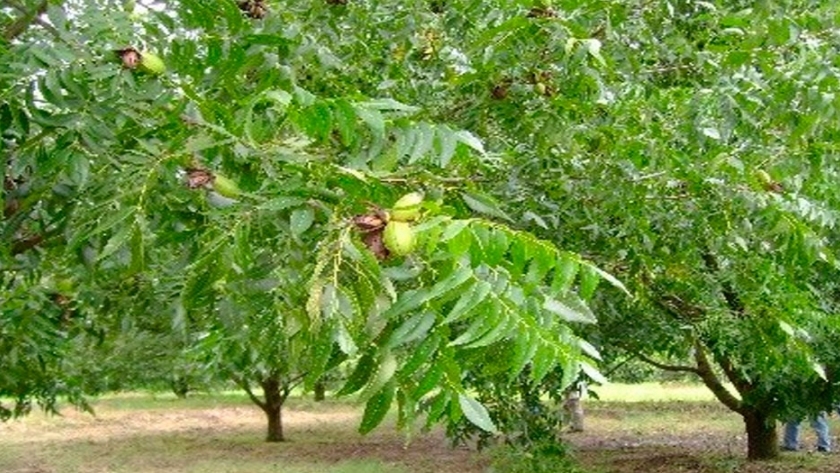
[4,0,840,461]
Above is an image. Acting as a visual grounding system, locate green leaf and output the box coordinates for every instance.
[580,360,608,384]
[582,38,606,67]
[485,229,510,266]
[358,98,419,113]
[473,15,529,48]
[408,122,435,164]
[97,222,133,262]
[464,312,514,349]
[424,391,450,428]
[258,196,307,211]
[457,394,497,433]
[68,152,90,188]
[578,338,602,361]
[525,250,553,287]
[508,238,530,278]
[337,351,376,396]
[461,191,512,221]
[424,264,473,301]
[40,73,66,108]
[354,106,385,137]
[332,99,357,146]
[290,207,315,237]
[72,206,135,250]
[299,100,333,141]
[578,264,601,301]
[530,343,557,384]
[305,325,337,388]
[335,322,358,356]
[129,214,146,273]
[443,280,492,324]
[543,295,596,324]
[243,34,291,47]
[397,334,441,380]
[359,381,395,435]
[449,309,494,346]
[509,328,538,380]
[447,227,473,258]
[454,130,486,155]
[387,311,436,348]
[412,363,445,402]
[359,351,398,401]
[381,288,430,320]
[436,125,458,167]
[551,256,580,294]
[395,126,418,161]
[583,263,630,296]
[440,219,471,242]
[185,134,221,153]
[319,283,340,320]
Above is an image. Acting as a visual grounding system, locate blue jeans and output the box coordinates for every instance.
[784,412,830,451]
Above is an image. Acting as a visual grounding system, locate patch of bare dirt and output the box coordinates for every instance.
[286,429,482,469]
[565,403,840,473]
[0,404,358,444]
[0,403,487,473]
[4,399,840,473]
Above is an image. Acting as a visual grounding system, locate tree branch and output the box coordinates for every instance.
[11,234,43,255]
[710,343,754,396]
[279,372,307,401]
[657,293,705,321]
[234,376,266,410]
[288,372,307,389]
[701,250,745,316]
[636,353,700,374]
[603,355,637,377]
[33,16,63,42]
[693,341,743,413]
[3,0,48,42]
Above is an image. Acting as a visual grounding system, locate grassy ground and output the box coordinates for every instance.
[1,383,839,472]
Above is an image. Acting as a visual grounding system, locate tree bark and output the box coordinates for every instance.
[563,389,584,432]
[314,379,326,402]
[264,402,283,442]
[261,376,285,442]
[743,409,779,460]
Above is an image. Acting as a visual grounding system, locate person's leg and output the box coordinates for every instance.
[812,412,831,452]
[784,420,802,451]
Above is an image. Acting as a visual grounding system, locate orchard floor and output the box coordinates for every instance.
[1,384,839,473]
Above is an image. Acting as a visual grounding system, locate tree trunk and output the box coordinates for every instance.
[563,389,584,432]
[261,376,285,442]
[314,380,326,402]
[171,376,189,399]
[743,409,778,460]
[264,402,283,442]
